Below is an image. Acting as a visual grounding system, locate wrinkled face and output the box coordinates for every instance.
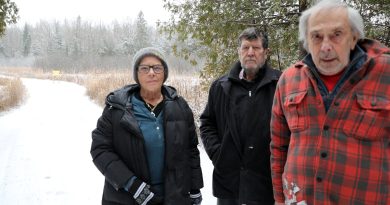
[238,38,268,77]
[307,7,358,76]
[137,56,165,93]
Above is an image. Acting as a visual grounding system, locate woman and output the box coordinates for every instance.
[91,47,203,205]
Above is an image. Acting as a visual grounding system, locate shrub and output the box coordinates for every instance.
[0,77,26,112]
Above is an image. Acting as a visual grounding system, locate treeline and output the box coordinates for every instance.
[0,12,202,74]
[2,0,388,80]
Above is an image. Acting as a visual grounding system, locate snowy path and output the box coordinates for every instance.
[0,78,215,204]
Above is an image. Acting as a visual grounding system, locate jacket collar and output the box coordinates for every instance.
[105,84,178,110]
[222,61,280,93]
[359,38,390,57]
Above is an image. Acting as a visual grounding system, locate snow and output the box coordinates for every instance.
[0,78,216,204]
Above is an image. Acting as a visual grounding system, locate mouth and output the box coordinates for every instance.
[245,59,256,63]
[147,80,160,84]
[321,58,336,63]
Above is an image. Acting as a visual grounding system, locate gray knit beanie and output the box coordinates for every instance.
[132,47,168,84]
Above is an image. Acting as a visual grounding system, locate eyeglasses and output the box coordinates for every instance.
[138,65,164,74]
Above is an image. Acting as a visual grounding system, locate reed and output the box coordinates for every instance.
[0,68,208,130]
[82,71,208,128]
[0,77,26,112]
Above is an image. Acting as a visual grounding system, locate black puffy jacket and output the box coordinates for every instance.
[91,84,203,205]
[200,61,281,204]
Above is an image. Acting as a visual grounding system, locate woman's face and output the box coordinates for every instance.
[137,56,165,93]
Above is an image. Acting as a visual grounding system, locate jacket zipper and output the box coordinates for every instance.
[249,90,252,97]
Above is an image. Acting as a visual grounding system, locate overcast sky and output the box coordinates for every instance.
[12,0,171,26]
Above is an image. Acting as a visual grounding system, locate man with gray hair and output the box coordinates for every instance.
[270,0,389,204]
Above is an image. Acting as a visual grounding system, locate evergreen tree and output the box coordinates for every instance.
[71,16,83,58]
[53,22,64,54]
[134,11,151,52]
[346,0,389,46]
[0,0,18,35]
[22,23,31,56]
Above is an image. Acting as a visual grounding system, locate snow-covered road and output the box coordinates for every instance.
[0,78,215,204]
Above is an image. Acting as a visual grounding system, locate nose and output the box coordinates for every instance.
[143,69,156,77]
[320,38,332,52]
[147,68,156,75]
[247,46,255,56]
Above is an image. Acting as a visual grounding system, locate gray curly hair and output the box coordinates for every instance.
[299,0,365,51]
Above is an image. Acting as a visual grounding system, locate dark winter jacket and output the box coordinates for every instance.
[200,61,281,204]
[91,84,203,205]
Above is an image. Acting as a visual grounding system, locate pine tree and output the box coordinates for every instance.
[134,11,151,52]
[0,0,18,35]
[22,23,31,56]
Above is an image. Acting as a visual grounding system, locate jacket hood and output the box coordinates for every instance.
[358,38,390,57]
[105,84,178,110]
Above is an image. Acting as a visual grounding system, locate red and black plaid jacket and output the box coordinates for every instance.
[270,39,390,205]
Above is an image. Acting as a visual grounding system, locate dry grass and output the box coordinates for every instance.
[0,77,26,112]
[0,67,87,84]
[82,71,208,129]
[83,72,132,105]
[165,75,207,127]
[0,67,208,129]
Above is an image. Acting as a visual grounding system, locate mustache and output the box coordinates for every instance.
[319,51,336,60]
[244,57,257,62]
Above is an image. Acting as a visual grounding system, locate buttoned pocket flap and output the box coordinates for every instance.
[284,91,308,132]
[356,93,389,110]
[285,91,307,107]
[343,93,389,141]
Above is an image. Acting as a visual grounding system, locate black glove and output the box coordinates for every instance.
[128,178,162,205]
[190,189,202,205]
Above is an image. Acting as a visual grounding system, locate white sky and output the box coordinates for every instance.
[0,78,216,204]
[12,0,171,26]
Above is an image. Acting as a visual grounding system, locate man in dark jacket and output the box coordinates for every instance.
[200,27,281,205]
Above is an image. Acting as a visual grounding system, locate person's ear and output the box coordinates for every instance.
[265,48,270,55]
[350,32,359,50]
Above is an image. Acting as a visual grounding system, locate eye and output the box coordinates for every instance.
[311,33,323,43]
[253,46,262,51]
[241,46,249,50]
[138,66,150,73]
[152,65,164,73]
[331,31,343,42]
[334,31,343,38]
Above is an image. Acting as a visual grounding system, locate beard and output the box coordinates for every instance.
[242,62,264,76]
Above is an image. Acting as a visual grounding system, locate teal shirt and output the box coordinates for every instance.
[132,95,165,195]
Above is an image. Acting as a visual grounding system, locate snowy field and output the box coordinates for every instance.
[0,78,216,204]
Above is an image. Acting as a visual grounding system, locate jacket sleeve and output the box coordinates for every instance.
[270,81,290,203]
[199,82,221,164]
[90,105,134,191]
[182,98,204,190]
